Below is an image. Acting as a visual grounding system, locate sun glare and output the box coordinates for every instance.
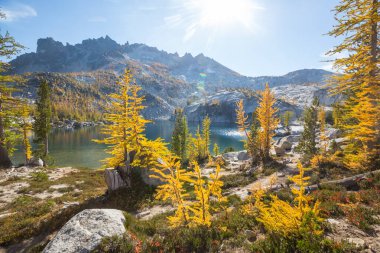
[166,0,263,41]
[197,0,255,28]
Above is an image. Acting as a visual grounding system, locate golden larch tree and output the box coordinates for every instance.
[257,83,280,161]
[20,102,32,164]
[95,69,169,170]
[151,154,192,227]
[328,0,380,169]
[244,162,323,237]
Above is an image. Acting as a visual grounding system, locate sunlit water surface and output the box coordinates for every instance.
[12,121,244,169]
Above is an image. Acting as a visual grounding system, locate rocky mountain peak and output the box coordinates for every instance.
[36,37,65,54]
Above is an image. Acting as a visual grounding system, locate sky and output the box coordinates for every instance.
[0,0,341,76]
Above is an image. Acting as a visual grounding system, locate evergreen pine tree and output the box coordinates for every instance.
[33,80,52,166]
[171,109,188,162]
[0,11,24,168]
[282,111,293,134]
[297,98,319,160]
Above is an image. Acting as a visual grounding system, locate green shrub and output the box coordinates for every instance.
[250,234,355,253]
[31,171,49,182]
[92,234,134,253]
[222,146,235,153]
[221,173,256,189]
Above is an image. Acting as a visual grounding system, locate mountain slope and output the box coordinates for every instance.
[9,36,337,121]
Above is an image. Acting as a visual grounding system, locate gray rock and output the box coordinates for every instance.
[133,158,167,186]
[43,209,126,253]
[184,90,302,123]
[237,151,250,161]
[275,128,290,137]
[274,137,292,156]
[27,157,44,167]
[346,238,366,248]
[325,128,342,139]
[222,151,239,161]
[334,137,348,144]
[104,168,127,191]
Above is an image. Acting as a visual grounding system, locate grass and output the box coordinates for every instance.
[0,168,160,249]
[220,173,257,189]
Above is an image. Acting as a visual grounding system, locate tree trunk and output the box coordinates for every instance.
[307,169,380,192]
[43,133,48,167]
[0,102,12,169]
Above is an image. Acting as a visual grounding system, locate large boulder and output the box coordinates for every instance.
[222,151,250,161]
[325,128,342,139]
[104,168,127,191]
[133,158,167,186]
[274,137,293,156]
[43,209,127,253]
[237,150,250,161]
[27,157,44,167]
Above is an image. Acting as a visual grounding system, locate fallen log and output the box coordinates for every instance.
[307,169,380,192]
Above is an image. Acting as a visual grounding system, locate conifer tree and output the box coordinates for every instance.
[171,109,188,162]
[202,115,211,157]
[151,154,192,227]
[328,0,380,168]
[245,162,323,237]
[297,98,319,160]
[332,102,344,129]
[318,106,328,154]
[187,118,211,163]
[188,161,225,227]
[33,80,52,166]
[282,111,293,134]
[0,11,24,168]
[95,69,169,171]
[20,102,32,164]
[257,83,280,161]
[236,100,262,164]
[213,143,219,156]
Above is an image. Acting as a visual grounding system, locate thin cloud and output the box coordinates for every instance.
[1,4,37,22]
[320,50,348,72]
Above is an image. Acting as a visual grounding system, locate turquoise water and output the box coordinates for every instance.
[12,121,244,169]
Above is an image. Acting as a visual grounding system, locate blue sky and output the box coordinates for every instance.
[0,0,340,76]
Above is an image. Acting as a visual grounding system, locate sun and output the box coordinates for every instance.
[165,0,263,41]
[196,0,255,28]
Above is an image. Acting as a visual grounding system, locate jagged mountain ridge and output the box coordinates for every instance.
[10,36,334,90]
[9,36,336,121]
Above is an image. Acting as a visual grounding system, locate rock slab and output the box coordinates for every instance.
[43,209,126,253]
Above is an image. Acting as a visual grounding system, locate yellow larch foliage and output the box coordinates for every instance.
[188,161,226,227]
[246,162,323,237]
[213,143,219,156]
[20,102,32,163]
[188,161,211,226]
[328,0,380,169]
[94,69,169,168]
[236,99,249,133]
[202,116,211,157]
[235,99,260,163]
[152,157,225,227]
[257,83,280,160]
[150,154,192,227]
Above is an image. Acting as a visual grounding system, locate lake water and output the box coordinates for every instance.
[12,121,244,169]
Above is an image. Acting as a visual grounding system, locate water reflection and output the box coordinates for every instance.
[12,121,244,169]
